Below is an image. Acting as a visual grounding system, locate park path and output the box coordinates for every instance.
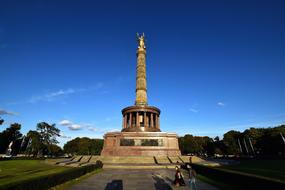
[67,168,220,190]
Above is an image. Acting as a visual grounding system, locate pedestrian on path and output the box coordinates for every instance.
[187,164,197,190]
[189,156,192,164]
[174,166,186,187]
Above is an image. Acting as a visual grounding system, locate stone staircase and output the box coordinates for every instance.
[54,155,205,169]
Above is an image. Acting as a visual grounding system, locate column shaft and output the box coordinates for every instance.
[144,112,147,128]
[129,113,132,128]
[136,112,139,128]
[122,114,125,128]
[157,115,160,129]
[155,114,158,128]
[146,114,149,128]
[150,113,154,128]
[124,114,127,128]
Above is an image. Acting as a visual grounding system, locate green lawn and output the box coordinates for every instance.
[0,160,72,186]
[197,174,240,190]
[220,159,285,182]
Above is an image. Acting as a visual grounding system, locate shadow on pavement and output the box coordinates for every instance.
[152,175,173,190]
[104,179,123,190]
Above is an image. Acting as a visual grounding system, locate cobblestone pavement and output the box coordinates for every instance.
[68,168,220,190]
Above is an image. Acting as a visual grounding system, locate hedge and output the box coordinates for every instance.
[0,160,103,190]
[186,163,285,190]
[0,157,45,161]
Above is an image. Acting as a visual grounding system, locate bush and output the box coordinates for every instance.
[0,160,103,190]
[187,163,285,190]
[0,157,45,161]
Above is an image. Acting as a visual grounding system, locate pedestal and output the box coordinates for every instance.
[101,132,181,156]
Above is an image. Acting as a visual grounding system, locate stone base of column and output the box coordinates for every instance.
[101,132,181,156]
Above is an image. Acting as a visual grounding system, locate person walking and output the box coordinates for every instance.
[189,156,192,164]
[187,164,197,190]
[174,166,186,187]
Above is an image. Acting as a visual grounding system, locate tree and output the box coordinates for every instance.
[0,118,4,125]
[26,130,43,157]
[49,144,63,157]
[0,123,22,154]
[223,130,241,155]
[256,125,285,155]
[36,122,60,155]
[214,136,220,142]
[63,137,104,155]
[179,135,214,155]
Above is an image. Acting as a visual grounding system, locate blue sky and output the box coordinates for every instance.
[1,0,285,146]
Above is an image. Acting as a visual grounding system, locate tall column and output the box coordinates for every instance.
[136,112,139,128]
[157,115,160,129]
[150,113,154,128]
[144,112,147,128]
[124,114,127,128]
[146,114,149,128]
[155,114,158,129]
[135,33,148,106]
[122,114,125,128]
[129,112,132,128]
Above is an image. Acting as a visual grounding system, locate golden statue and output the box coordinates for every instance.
[137,32,146,49]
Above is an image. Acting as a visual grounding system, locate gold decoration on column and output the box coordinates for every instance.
[135,33,148,106]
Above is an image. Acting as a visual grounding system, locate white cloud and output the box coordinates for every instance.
[59,119,73,126]
[59,120,100,131]
[87,126,99,132]
[217,102,225,107]
[47,89,75,97]
[59,119,83,131]
[58,119,118,133]
[0,109,17,115]
[29,83,104,103]
[29,88,76,103]
[189,108,199,113]
[7,83,105,105]
[69,124,82,130]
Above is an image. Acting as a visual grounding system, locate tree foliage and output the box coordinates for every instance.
[64,137,103,155]
[37,122,60,145]
[223,130,241,154]
[49,144,64,156]
[24,122,61,157]
[179,135,215,155]
[26,130,44,157]
[179,125,285,156]
[0,118,4,125]
[0,123,22,154]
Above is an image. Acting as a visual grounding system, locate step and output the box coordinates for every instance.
[103,163,177,169]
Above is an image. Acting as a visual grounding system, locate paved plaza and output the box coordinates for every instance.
[68,168,220,190]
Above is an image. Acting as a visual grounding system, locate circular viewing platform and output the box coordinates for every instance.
[121,105,161,132]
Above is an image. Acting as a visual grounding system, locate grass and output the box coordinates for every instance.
[194,159,285,190]
[220,159,285,182]
[197,174,239,190]
[0,160,72,186]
